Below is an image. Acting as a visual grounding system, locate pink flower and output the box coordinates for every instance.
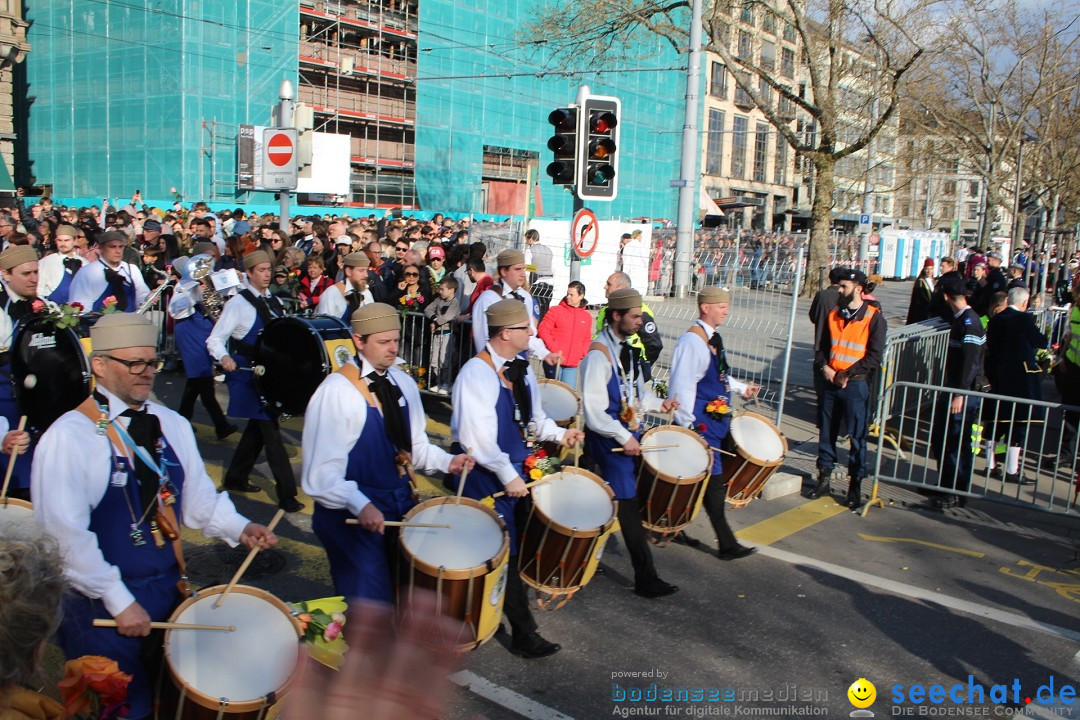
[31,299,45,313]
[103,295,118,307]
[323,621,343,642]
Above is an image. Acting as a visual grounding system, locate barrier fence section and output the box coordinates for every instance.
[872,381,1079,514]
[871,319,951,441]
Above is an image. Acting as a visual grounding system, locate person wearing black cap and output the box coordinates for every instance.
[810,266,846,428]
[928,274,986,509]
[811,269,886,507]
[984,251,1008,297]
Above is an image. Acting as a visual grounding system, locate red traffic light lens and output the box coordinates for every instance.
[591,111,618,134]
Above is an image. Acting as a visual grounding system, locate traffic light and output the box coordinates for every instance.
[577,95,621,200]
[546,107,578,186]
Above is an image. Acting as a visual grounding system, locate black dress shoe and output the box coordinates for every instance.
[224,481,260,493]
[672,532,701,548]
[717,545,757,561]
[633,578,679,598]
[279,498,305,513]
[988,466,1004,480]
[216,423,239,440]
[509,632,561,659]
[1004,472,1035,486]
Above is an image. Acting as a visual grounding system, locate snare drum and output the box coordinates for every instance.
[254,315,355,416]
[723,412,787,507]
[537,379,580,428]
[0,497,35,537]
[636,425,713,537]
[397,497,509,655]
[518,468,616,608]
[11,315,95,434]
[162,585,303,720]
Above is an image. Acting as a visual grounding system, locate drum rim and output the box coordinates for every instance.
[728,411,788,467]
[537,378,581,422]
[0,497,33,511]
[639,425,713,483]
[254,314,352,415]
[526,468,616,537]
[163,584,303,713]
[399,496,510,581]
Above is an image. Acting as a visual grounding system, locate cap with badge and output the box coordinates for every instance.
[342,252,370,268]
[986,251,1003,262]
[242,249,274,270]
[607,288,643,310]
[0,245,38,271]
[428,245,445,260]
[698,286,731,304]
[939,275,969,297]
[839,268,868,286]
[91,313,159,351]
[350,302,400,335]
[495,248,525,267]
[486,298,530,328]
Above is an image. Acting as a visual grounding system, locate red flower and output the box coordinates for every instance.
[536,449,547,459]
[70,301,85,312]
[58,655,132,716]
[697,423,707,433]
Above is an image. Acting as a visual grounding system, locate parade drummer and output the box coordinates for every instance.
[302,303,473,602]
[68,230,150,312]
[470,248,561,366]
[37,223,87,303]
[316,251,375,322]
[451,298,583,659]
[0,245,40,500]
[31,313,277,720]
[669,286,758,560]
[580,288,680,599]
[206,249,302,513]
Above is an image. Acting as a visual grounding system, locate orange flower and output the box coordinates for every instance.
[58,655,132,716]
[524,455,537,469]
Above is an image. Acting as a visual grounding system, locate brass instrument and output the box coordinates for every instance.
[189,253,225,320]
[137,273,174,314]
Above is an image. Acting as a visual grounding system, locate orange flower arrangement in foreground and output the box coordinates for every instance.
[57,655,131,719]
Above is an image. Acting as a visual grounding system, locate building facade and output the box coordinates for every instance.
[0,0,29,190]
[894,128,987,241]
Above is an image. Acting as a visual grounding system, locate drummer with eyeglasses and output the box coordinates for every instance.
[0,245,40,500]
[31,313,278,720]
[580,288,680,599]
[452,299,583,659]
[302,303,473,603]
[669,286,758,560]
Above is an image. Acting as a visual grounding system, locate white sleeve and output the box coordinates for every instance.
[301,375,371,516]
[581,349,632,445]
[526,290,551,360]
[68,264,103,311]
[168,285,196,320]
[38,255,61,298]
[317,285,345,318]
[206,296,244,361]
[670,333,706,426]
[471,292,493,353]
[729,376,749,396]
[396,371,453,475]
[451,360,518,485]
[528,371,566,443]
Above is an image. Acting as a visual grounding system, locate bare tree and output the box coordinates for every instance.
[523,0,940,293]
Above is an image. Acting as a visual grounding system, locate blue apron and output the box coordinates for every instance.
[47,264,77,305]
[55,437,186,720]
[224,299,269,420]
[174,308,215,379]
[92,262,137,312]
[584,367,640,500]
[455,384,529,551]
[312,397,414,603]
[692,337,731,473]
[0,363,31,491]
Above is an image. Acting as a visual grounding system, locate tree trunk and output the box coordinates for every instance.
[804,157,835,297]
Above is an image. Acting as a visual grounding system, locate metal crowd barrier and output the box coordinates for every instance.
[872,380,1079,514]
[1029,305,1070,346]
[395,310,476,395]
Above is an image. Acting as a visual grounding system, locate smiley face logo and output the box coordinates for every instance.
[847,678,876,709]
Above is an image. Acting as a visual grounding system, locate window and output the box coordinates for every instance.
[784,22,796,42]
[968,180,979,197]
[731,115,748,179]
[760,41,776,72]
[941,205,954,220]
[753,123,769,182]
[874,196,890,215]
[762,12,777,35]
[778,89,794,118]
[734,71,753,107]
[966,203,978,220]
[706,110,726,175]
[781,47,795,78]
[774,136,788,185]
[943,180,956,196]
[710,62,728,99]
[900,203,911,218]
[737,30,752,59]
[741,1,754,25]
[758,76,772,108]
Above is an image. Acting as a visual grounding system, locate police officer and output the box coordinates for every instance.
[316,252,375,322]
[452,298,583,658]
[582,288,680,597]
[207,250,302,512]
[303,303,472,601]
[811,269,886,507]
[594,272,663,380]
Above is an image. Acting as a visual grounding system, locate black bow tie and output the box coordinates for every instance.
[110,398,164,511]
[103,267,131,311]
[504,357,529,383]
[366,371,409,453]
[502,358,533,427]
[709,331,730,374]
[63,256,83,275]
[509,290,525,303]
[8,299,32,321]
[619,341,635,376]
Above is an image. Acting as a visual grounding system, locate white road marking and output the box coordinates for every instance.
[450,670,576,720]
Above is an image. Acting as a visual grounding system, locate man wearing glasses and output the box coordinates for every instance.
[0,214,17,249]
[32,313,278,720]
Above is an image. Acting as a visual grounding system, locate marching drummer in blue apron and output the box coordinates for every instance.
[669,286,759,560]
[302,303,473,602]
[36,223,87,304]
[452,298,584,659]
[581,288,681,599]
[31,313,278,720]
[316,251,375,323]
[207,249,302,513]
[68,230,150,313]
[0,245,41,500]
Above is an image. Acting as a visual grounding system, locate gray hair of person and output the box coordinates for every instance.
[1007,286,1030,307]
[609,271,631,290]
[0,529,67,687]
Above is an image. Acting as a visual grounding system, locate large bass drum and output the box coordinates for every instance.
[11,315,94,434]
[254,315,355,416]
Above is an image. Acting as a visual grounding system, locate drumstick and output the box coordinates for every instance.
[574,410,584,469]
[214,508,286,608]
[0,416,27,503]
[93,620,235,632]
[236,365,266,376]
[345,519,451,529]
[454,446,474,506]
[709,446,739,457]
[612,444,678,453]
[489,476,553,499]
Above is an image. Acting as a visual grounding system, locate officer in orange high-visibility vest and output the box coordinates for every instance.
[811,269,887,507]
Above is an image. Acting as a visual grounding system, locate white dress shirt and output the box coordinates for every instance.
[0,286,31,349]
[38,251,87,299]
[470,282,551,359]
[167,283,203,321]
[68,258,150,312]
[316,282,373,319]
[670,320,749,427]
[206,290,275,361]
[451,344,566,485]
[31,385,251,617]
[580,328,665,446]
[302,357,452,515]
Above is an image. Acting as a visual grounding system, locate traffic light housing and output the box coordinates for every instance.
[577,95,621,201]
[546,107,578,186]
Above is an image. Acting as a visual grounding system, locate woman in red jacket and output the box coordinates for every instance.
[537,281,591,388]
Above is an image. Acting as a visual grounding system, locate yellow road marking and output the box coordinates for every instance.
[858,533,986,558]
[735,497,848,546]
[426,417,450,437]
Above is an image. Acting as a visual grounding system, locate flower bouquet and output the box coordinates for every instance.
[40,301,84,330]
[101,296,120,315]
[289,596,349,670]
[398,292,424,310]
[57,655,132,720]
[704,397,731,420]
[523,447,561,481]
[653,380,668,399]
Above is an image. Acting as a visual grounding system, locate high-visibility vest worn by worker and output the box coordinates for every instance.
[1067,305,1080,366]
[826,304,880,371]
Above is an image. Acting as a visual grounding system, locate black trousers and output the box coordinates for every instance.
[700,474,738,552]
[223,418,297,501]
[178,377,229,431]
[617,496,658,587]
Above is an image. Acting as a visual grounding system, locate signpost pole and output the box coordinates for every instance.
[277,80,294,232]
[570,193,584,282]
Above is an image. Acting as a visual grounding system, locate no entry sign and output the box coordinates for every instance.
[261,128,298,190]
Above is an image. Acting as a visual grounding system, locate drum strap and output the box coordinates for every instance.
[336,363,416,488]
[74,397,193,598]
[477,350,512,389]
[688,325,711,352]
